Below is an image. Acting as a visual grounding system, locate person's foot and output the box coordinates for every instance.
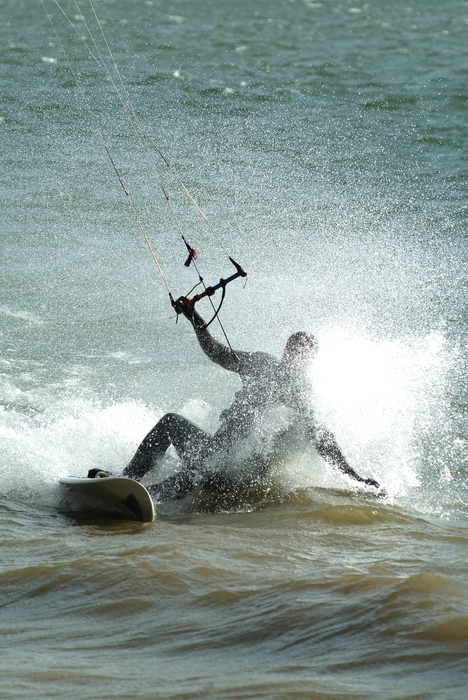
[87,469,110,478]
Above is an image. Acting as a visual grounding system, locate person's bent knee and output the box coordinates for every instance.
[158,413,185,428]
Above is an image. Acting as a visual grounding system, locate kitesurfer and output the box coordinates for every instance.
[122,302,379,500]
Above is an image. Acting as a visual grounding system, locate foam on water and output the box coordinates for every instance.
[0,392,160,506]
[309,329,451,499]
[0,323,455,515]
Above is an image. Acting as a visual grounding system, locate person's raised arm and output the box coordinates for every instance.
[175,302,241,372]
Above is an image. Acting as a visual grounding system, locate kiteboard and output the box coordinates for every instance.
[59,475,155,522]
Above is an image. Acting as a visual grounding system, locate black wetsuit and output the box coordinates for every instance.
[124,310,378,499]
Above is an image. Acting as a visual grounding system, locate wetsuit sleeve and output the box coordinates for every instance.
[311,426,379,488]
[186,308,249,372]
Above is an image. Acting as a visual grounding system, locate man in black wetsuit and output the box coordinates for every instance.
[123,305,379,500]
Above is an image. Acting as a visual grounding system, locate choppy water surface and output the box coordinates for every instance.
[1,0,468,697]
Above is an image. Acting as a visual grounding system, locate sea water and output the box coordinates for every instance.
[1,0,468,697]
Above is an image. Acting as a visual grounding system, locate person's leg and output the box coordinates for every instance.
[123,413,211,480]
[146,417,216,500]
[147,469,200,501]
[199,452,271,496]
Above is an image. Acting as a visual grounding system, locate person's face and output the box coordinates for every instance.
[282,338,318,368]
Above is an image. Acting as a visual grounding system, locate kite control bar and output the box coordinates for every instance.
[171,256,247,327]
[184,256,246,306]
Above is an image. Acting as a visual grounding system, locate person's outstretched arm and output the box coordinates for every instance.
[313,428,380,488]
[177,303,242,372]
[176,302,276,377]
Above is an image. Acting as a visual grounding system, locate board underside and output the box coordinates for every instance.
[59,476,155,522]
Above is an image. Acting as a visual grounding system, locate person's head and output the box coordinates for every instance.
[282,332,318,367]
